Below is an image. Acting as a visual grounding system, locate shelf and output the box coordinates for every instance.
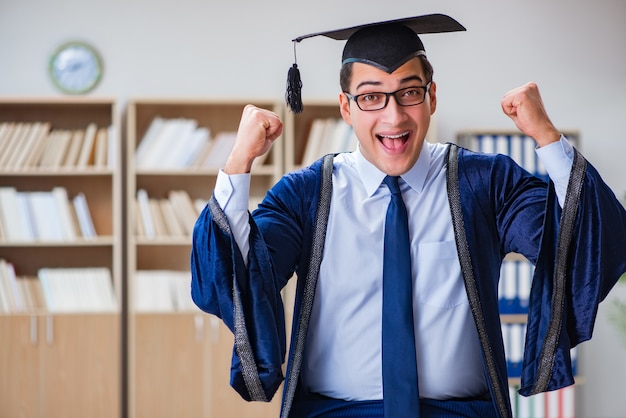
[0,97,122,417]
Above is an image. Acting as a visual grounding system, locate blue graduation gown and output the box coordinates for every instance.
[190,145,626,418]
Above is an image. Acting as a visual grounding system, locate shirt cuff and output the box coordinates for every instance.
[535,135,574,177]
[214,169,251,211]
[535,135,575,206]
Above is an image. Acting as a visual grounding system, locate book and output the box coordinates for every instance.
[0,259,13,312]
[189,135,215,168]
[0,187,29,241]
[0,259,24,312]
[15,191,36,240]
[48,130,73,169]
[38,130,60,168]
[62,129,85,168]
[301,118,329,167]
[94,127,108,168]
[10,122,46,170]
[38,267,116,312]
[159,118,200,169]
[136,189,155,239]
[168,190,198,235]
[52,187,77,240]
[136,118,189,169]
[134,270,197,312]
[23,123,52,169]
[0,122,13,158]
[76,123,98,168]
[159,198,185,237]
[0,122,29,168]
[199,131,236,169]
[27,190,65,241]
[134,117,165,167]
[72,193,97,238]
[148,198,167,237]
[133,199,145,237]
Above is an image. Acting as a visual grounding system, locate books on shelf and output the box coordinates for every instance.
[0,259,46,313]
[135,189,201,239]
[301,118,357,167]
[135,116,239,170]
[0,186,97,242]
[509,384,576,418]
[38,266,117,312]
[0,258,24,313]
[499,259,533,314]
[0,121,114,171]
[456,132,579,181]
[0,259,115,313]
[134,270,198,312]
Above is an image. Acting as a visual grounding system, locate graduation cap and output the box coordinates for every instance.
[286,13,466,113]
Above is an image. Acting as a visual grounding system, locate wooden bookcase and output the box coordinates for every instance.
[125,98,284,418]
[0,98,122,418]
[283,101,344,173]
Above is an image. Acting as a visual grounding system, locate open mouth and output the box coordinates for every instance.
[377,131,410,151]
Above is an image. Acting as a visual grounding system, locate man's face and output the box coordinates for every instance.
[339,58,436,176]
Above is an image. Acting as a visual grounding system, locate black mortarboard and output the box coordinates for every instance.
[286,13,466,113]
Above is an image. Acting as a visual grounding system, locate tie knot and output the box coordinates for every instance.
[383,176,401,195]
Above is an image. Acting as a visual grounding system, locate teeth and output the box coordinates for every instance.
[380,132,409,139]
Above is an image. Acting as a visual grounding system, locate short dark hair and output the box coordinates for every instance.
[340,55,434,92]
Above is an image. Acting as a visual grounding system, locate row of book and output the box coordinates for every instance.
[502,322,578,378]
[135,189,203,239]
[509,385,575,418]
[0,186,96,242]
[135,117,265,170]
[134,270,198,312]
[0,259,117,313]
[457,133,548,179]
[135,189,265,239]
[499,259,533,314]
[0,121,114,171]
[300,117,357,167]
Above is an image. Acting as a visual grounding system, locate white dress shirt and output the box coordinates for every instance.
[214,137,574,401]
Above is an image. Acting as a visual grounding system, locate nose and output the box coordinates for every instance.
[382,94,408,124]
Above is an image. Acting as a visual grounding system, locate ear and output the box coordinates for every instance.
[339,93,353,125]
[429,81,437,115]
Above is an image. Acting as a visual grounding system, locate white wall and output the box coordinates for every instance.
[2,0,625,416]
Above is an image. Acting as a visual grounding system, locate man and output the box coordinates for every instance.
[190,14,626,418]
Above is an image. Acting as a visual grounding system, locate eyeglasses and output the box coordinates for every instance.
[344,83,431,111]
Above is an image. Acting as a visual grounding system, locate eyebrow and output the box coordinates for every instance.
[355,75,424,91]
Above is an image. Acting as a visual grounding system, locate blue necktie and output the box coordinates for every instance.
[382,176,420,417]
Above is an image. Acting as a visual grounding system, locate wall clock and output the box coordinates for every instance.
[49,41,103,94]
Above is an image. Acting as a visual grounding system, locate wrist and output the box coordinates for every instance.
[224,153,253,175]
[534,127,561,148]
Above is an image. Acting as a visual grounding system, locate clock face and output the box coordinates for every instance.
[49,42,102,94]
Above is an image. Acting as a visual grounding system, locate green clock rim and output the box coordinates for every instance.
[48,41,103,94]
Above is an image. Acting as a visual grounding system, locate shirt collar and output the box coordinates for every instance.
[355,142,432,197]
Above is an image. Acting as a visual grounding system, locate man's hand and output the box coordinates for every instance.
[501,82,561,147]
[224,105,284,174]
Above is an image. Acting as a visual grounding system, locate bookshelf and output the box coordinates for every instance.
[458,130,580,418]
[284,100,355,172]
[0,98,122,418]
[126,98,284,418]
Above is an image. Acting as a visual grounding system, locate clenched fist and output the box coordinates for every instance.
[224,105,284,174]
[501,82,561,147]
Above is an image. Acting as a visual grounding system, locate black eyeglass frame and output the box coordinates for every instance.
[343,82,432,111]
